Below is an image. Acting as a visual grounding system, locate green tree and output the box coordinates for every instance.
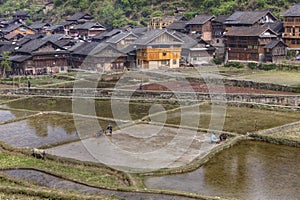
[0,51,11,78]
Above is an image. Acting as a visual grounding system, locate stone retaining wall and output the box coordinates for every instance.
[1,88,300,106]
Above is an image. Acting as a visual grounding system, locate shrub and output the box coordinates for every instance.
[247,62,258,69]
[224,62,244,69]
[257,63,276,71]
[212,58,222,65]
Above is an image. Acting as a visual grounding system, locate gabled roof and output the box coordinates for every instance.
[282,4,300,17]
[72,21,105,30]
[46,24,64,31]
[9,55,32,62]
[264,40,287,49]
[130,26,148,36]
[225,26,277,37]
[17,39,65,53]
[167,21,187,30]
[133,29,183,45]
[92,29,122,40]
[1,23,22,33]
[186,15,214,25]
[106,31,138,44]
[213,15,230,23]
[173,32,198,49]
[42,34,71,43]
[29,22,51,30]
[0,43,17,54]
[67,12,93,21]
[225,11,277,25]
[261,22,284,34]
[16,33,44,45]
[72,41,125,57]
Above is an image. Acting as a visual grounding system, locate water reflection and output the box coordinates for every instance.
[3,97,178,120]
[145,141,300,200]
[0,109,35,123]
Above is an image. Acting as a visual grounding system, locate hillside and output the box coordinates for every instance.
[0,0,299,28]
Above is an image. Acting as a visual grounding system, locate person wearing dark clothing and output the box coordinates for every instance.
[27,80,31,89]
[107,124,113,135]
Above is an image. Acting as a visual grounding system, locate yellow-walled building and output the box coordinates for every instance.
[134,29,183,69]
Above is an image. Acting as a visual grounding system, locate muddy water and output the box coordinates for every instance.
[1,169,195,200]
[1,97,178,120]
[0,109,35,123]
[145,141,300,200]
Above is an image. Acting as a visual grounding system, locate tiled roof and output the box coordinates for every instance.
[213,15,230,23]
[133,29,183,45]
[225,26,277,37]
[167,21,187,30]
[9,55,32,62]
[173,32,198,49]
[17,39,65,53]
[42,34,71,43]
[225,11,276,25]
[186,15,214,25]
[67,12,93,21]
[72,41,125,57]
[106,31,137,44]
[261,22,284,34]
[282,4,300,17]
[264,40,287,49]
[72,21,105,30]
[0,43,17,54]
[29,22,51,30]
[1,23,22,33]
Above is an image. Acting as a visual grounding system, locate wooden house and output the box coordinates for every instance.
[175,32,215,66]
[225,26,278,62]
[1,24,36,41]
[186,15,215,41]
[13,11,29,21]
[282,3,300,49]
[66,12,94,23]
[29,22,51,33]
[134,29,183,69]
[69,21,106,39]
[264,40,288,63]
[70,42,126,72]
[106,31,138,50]
[10,39,69,75]
[224,11,278,31]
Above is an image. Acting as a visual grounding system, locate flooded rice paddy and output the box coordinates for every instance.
[0,113,118,148]
[1,97,179,120]
[144,140,300,200]
[0,109,35,123]
[0,169,195,200]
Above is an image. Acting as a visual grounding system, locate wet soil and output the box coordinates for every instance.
[1,169,197,200]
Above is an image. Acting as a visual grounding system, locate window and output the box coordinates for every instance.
[173,60,177,64]
[161,60,167,64]
[162,52,167,56]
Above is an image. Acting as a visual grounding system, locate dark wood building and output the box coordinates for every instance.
[69,21,106,39]
[225,26,278,62]
[224,11,278,31]
[70,42,126,72]
[282,3,300,49]
[10,39,69,75]
[264,40,288,63]
[186,15,215,41]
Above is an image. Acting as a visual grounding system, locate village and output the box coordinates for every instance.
[0,2,300,200]
[0,3,300,76]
